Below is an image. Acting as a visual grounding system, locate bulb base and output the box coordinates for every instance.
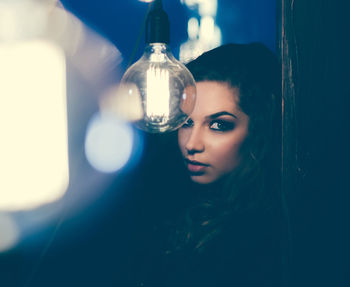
[145,0,170,44]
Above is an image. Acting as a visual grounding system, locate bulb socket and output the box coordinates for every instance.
[145,0,170,44]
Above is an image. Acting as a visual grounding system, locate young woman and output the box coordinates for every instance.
[128,43,286,287]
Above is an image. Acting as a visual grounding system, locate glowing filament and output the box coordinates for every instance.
[146,66,170,118]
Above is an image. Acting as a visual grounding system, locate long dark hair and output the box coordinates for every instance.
[168,43,282,253]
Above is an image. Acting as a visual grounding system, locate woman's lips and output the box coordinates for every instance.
[185,159,209,174]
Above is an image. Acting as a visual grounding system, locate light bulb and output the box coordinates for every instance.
[116,0,196,133]
[120,43,196,132]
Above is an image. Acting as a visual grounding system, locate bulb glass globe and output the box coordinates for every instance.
[120,43,196,133]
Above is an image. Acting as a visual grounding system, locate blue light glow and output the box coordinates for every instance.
[85,112,135,173]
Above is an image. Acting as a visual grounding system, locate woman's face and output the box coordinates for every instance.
[178,81,249,184]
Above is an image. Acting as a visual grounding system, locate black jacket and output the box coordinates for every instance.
[126,210,285,287]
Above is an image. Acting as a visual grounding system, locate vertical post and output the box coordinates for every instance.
[280,0,350,286]
[279,1,298,286]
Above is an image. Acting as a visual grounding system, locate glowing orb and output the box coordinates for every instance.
[85,113,134,173]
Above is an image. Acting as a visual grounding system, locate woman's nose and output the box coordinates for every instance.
[185,128,204,154]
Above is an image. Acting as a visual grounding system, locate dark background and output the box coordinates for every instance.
[60,0,277,67]
[281,0,350,286]
[1,0,350,286]
[0,1,277,286]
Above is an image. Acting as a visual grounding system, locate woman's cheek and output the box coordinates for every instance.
[212,138,243,171]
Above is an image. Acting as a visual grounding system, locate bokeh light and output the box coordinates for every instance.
[188,17,199,39]
[85,112,137,173]
[0,40,69,212]
[179,0,221,63]
[0,0,124,252]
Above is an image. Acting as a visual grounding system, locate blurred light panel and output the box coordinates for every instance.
[0,0,55,42]
[85,112,135,173]
[0,40,69,211]
[0,0,126,253]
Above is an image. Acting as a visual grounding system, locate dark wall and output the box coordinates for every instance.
[281,0,350,286]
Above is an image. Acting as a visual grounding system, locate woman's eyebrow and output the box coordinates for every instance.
[208,111,238,119]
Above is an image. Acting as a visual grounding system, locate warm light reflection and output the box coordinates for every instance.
[85,112,134,173]
[0,40,69,211]
[146,67,170,118]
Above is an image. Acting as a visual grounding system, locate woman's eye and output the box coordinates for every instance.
[209,120,235,132]
[181,118,193,128]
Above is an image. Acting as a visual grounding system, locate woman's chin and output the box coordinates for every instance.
[189,174,216,185]
[189,173,229,189]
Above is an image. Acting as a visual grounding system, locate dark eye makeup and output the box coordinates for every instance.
[181,118,194,128]
[209,119,235,132]
[181,118,235,132]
